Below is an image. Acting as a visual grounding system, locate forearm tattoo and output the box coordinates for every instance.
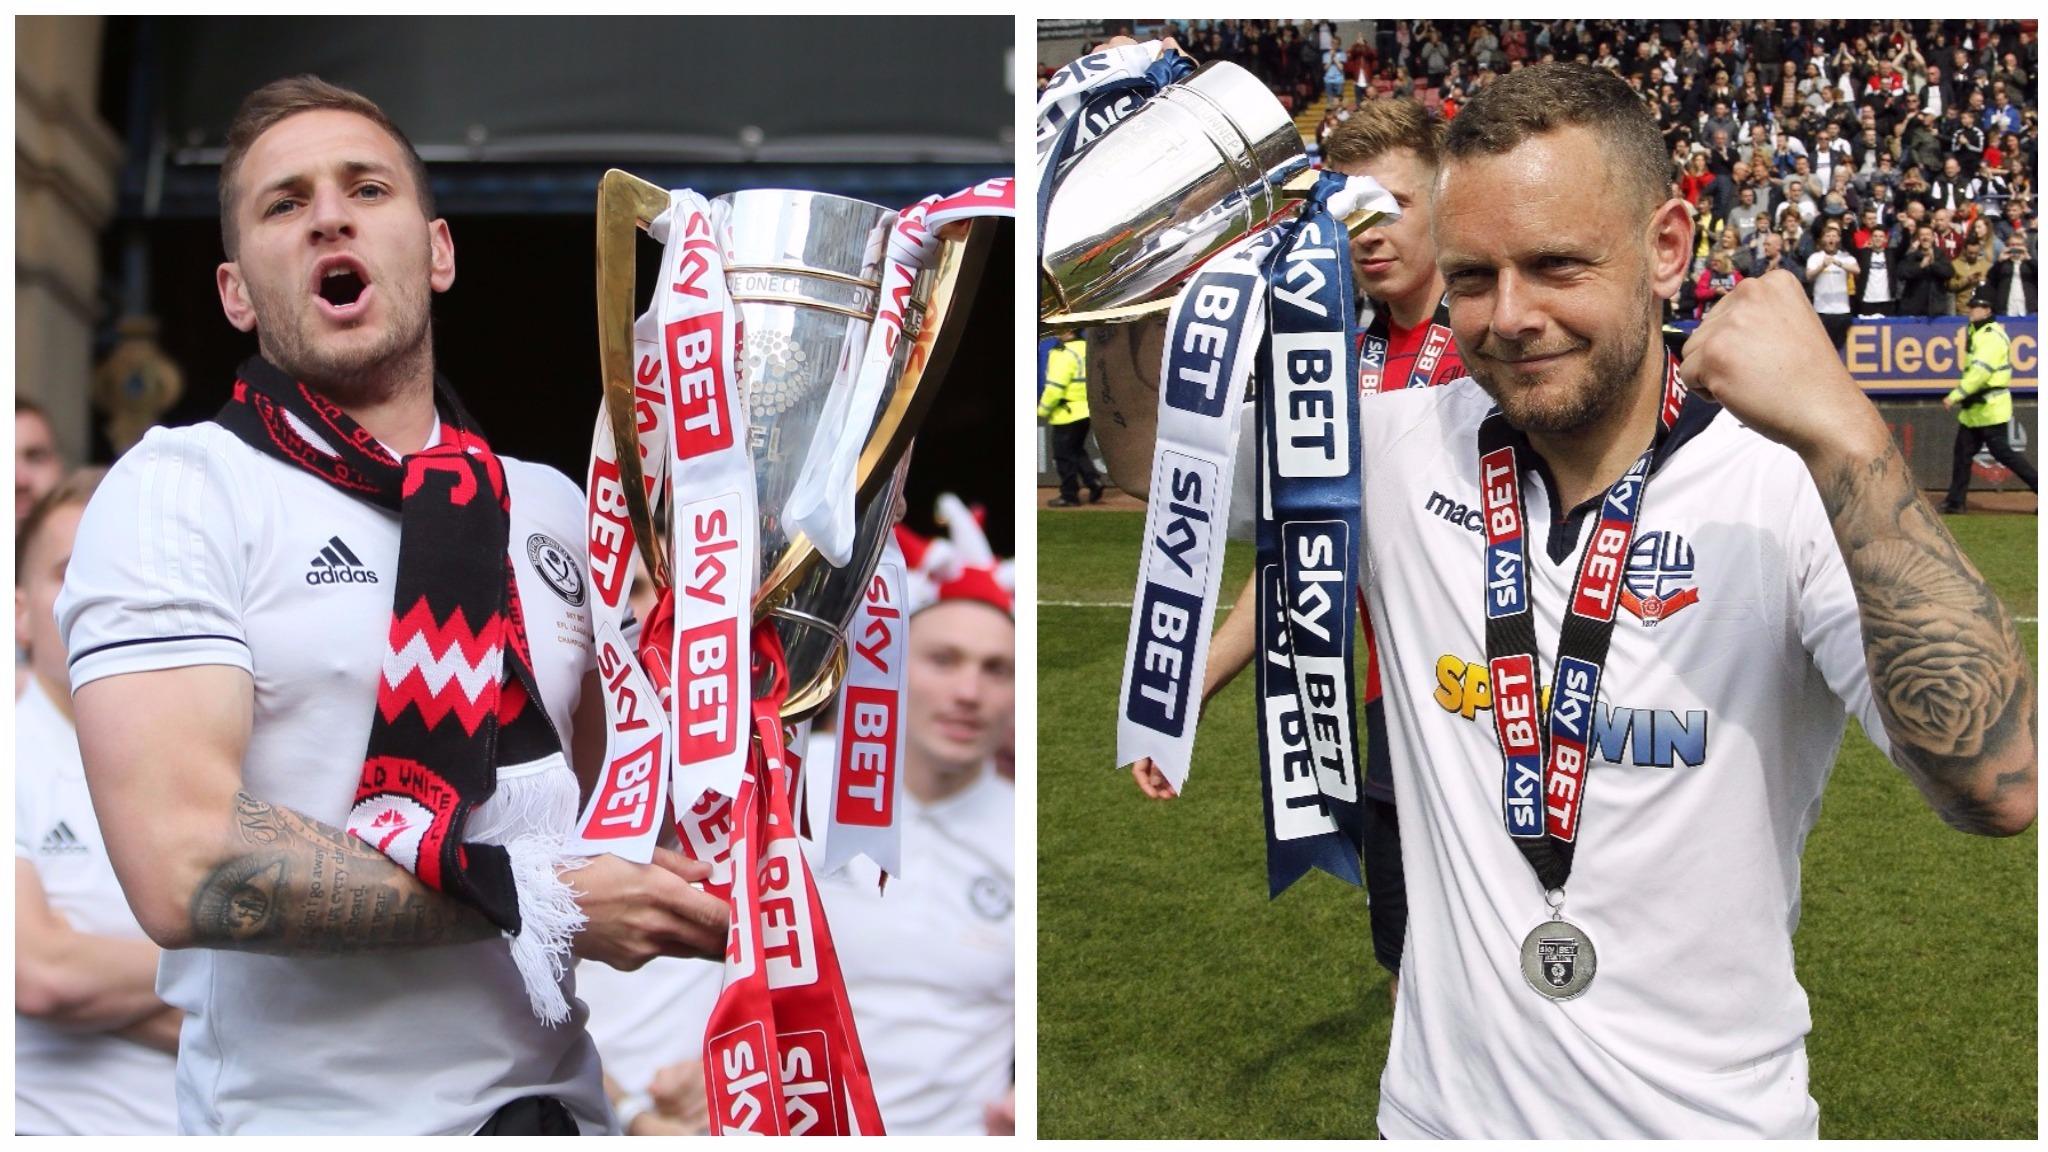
[188,792,497,952]
[1818,445,2037,833]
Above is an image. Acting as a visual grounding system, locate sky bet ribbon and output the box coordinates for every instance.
[1033,42,1194,243]
[1116,227,1283,790]
[1254,171,1366,894]
[1480,354,1685,892]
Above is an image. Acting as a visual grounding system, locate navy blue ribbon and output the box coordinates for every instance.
[1254,170,1367,896]
[1034,53,1195,255]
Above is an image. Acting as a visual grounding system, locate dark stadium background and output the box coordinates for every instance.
[89,15,1016,553]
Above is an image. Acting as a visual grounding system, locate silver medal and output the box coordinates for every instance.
[1520,916,1597,1000]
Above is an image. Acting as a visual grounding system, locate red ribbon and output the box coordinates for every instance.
[702,624,884,1134]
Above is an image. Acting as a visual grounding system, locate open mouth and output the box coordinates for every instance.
[311,256,373,318]
[320,268,367,307]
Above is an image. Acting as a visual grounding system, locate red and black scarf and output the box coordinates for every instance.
[214,355,578,1017]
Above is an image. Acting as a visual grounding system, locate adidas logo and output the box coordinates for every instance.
[40,822,88,856]
[305,536,380,586]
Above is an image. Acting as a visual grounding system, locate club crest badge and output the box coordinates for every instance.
[527,532,586,606]
[1618,530,1699,626]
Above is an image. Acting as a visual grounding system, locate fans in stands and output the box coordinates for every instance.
[1989,232,2035,315]
[1898,224,1956,316]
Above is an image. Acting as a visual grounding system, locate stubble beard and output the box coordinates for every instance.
[252,267,435,410]
[1470,281,1658,437]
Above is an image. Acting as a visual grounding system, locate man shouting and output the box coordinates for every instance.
[60,77,726,1135]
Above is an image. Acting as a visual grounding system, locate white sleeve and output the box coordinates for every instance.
[508,458,598,680]
[57,426,252,691]
[1791,473,1892,760]
[15,734,41,860]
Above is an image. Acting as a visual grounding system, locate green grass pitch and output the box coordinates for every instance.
[1036,509,2036,1139]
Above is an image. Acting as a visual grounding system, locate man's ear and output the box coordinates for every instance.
[429,219,455,293]
[1644,197,1695,302]
[217,262,257,333]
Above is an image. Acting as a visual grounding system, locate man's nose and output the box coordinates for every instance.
[306,184,355,241]
[1489,269,1546,342]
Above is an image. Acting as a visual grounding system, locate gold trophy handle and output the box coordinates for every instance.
[596,168,675,590]
[755,216,998,721]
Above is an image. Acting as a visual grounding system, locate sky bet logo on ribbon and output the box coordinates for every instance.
[1490,653,1545,838]
[1573,454,1649,622]
[1282,520,1356,805]
[1268,222,1349,478]
[1165,272,1259,418]
[1546,655,1600,841]
[1126,451,1218,736]
[1480,446,1526,619]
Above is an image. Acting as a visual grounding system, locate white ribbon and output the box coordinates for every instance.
[569,207,677,862]
[815,534,910,877]
[783,179,1015,567]
[1034,40,1165,160]
[656,191,758,803]
[1115,228,1284,790]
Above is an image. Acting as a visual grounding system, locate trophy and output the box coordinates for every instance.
[1039,60,1393,330]
[595,170,998,720]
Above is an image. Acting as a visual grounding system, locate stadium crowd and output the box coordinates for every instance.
[1049,20,2037,332]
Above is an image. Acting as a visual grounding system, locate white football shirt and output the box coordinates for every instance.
[1806,250,1856,314]
[1358,380,1885,1138]
[577,955,722,1119]
[15,677,181,1135]
[814,766,1015,1135]
[58,421,614,1135]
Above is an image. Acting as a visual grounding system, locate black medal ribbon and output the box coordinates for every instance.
[1478,355,1686,894]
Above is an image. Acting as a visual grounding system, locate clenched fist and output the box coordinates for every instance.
[1678,270,1891,465]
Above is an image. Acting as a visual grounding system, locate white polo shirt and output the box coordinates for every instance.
[15,677,180,1135]
[57,421,613,1135]
[814,766,1015,1135]
[1359,380,1886,1138]
[577,956,722,1118]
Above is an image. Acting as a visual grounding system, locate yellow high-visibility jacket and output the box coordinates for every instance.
[1946,320,2013,429]
[1038,339,1090,425]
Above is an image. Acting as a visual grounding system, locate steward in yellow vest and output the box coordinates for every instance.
[1940,289,2036,512]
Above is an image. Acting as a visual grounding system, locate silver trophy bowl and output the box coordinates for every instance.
[718,189,929,714]
[1040,61,1310,327]
[598,173,994,717]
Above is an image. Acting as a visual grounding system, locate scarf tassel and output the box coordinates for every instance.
[505,834,588,1026]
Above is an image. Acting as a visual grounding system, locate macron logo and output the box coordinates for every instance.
[305,536,380,586]
[39,821,87,856]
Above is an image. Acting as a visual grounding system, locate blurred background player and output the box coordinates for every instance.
[16,469,181,1135]
[16,398,65,536]
[16,398,67,698]
[816,496,1017,1134]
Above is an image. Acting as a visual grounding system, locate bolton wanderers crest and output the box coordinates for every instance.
[1619,530,1698,626]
